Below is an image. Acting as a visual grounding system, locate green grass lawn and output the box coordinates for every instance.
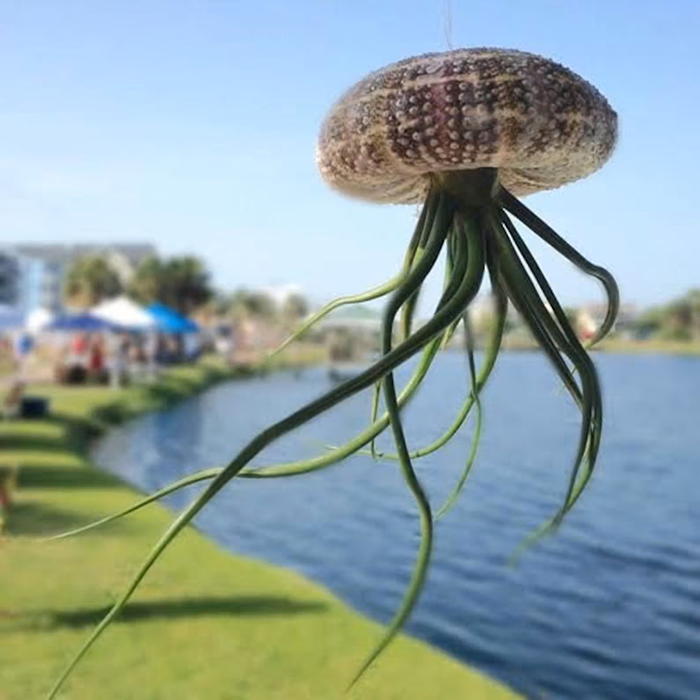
[499,335,700,355]
[0,357,519,700]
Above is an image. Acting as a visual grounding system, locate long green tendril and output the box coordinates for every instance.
[368,206,458,459]
[365,214,472,466]
[490,208,602,533]
[39,468,222,542]
[434,312,483,520]
[45,185,474,700]
[41,331,446,543]
[44,171,617,698]
[491,221,586,491]
[43,218,470,544]
[366,200,441,459]
[500,211,603,507]
[265,193,435,363]
[439,236,461,349]
[351,203,486,686]
[499,188,619,347]
[363,279,506,465]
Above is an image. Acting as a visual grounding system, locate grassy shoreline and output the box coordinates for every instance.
[594,338,700,355]
[497,337,700,355]
[1,353,519,700]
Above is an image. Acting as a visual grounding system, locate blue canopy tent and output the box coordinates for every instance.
[48,312,122,332]
[146,303,199,334]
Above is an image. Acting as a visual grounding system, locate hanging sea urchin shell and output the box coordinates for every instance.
[317,48,617,203]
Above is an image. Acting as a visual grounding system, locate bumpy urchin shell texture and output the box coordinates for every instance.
[317,48,617,203]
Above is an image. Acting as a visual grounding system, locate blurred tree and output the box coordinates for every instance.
[129,255,213,315]
[64,256,122,308]
[128,256,164,305]
[663,298,693,340]
[688,289,700,341]
[634,307,664,338]
[562,306,579,326]
[227,289,277,320]
[632,289,700,341]
[160,256,213,315]
[207,293,232,317]
[281,292,309,320]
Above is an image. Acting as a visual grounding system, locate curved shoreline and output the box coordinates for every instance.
[1,357,519,700]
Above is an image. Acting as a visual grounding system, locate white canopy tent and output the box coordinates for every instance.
[92,296,156,330]
[26,307,55,333]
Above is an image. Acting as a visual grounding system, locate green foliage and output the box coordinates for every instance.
[127,255,163,305]
[161,256,213,314]
[281,292,309,320]
[63,256,122,308]
[632,288,700,340]
[635,307,664,336]
[562,306,579,325]
[225,289,278,319]
[215,289,312,325]
[129,255,213,314]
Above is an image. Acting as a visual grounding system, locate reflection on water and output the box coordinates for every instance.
[94,353,700,700]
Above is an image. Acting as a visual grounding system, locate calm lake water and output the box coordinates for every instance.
[93,353,700,700]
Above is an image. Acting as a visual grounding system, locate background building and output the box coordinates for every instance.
[0,252,21,306]
[0,243,156,316]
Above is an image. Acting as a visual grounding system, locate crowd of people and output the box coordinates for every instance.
[0,328,202,389]
[57,332,133,386]
[56,331,200,386]
[0,328,205,421]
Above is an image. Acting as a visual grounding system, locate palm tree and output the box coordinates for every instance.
[160,256,213,314]
[129,255,213,315]
[128,256,164,305]
[281,293,309,321]
[64,256,122,308]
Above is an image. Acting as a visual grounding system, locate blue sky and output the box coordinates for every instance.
[0,1,698,310]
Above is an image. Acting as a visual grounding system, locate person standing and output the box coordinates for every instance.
[108,333,128,389]
[13,331,34,381]
[145,331,158,382]
[88,334,106,382]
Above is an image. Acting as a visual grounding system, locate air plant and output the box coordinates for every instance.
[45,48,618,698]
